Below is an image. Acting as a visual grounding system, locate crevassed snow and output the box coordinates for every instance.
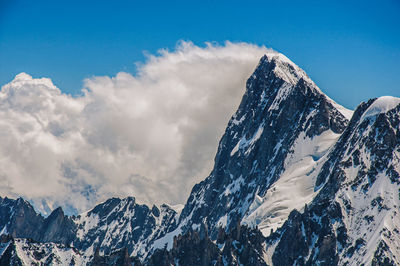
[362,96,400,120]
[242,130,341,236]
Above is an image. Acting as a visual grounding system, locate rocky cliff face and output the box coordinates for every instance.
[0,197,44,240]
[1,52,399,266]
[72,197,179,258]
[177,52,351,238]
[0,196,179,261]
[147,224,266,266]
[266,97,400,265]
[0,235,87,265]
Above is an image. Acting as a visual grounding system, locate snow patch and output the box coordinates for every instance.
[75,212,100,240]
[152,226,182,250]
[243,130,340,236]
[230,141,240,156]
[230,123,264,156]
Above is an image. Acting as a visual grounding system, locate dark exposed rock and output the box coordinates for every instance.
[71,197,179,258]
[92,247,136,266]
[0,235,23,266]
[39,207,76,244]
[147,225,266,266]
[0,197,44,241]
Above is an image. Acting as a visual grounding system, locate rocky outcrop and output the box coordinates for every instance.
[146,224,266,266]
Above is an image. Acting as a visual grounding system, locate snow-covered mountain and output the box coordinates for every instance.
[1,52,399,265]
[265,96,400,265]
[176,52,352,239]
[72,197,179,258]
[0,196,179,261]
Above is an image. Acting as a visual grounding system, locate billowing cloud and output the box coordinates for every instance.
[0,41,269,214]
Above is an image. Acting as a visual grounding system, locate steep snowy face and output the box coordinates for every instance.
[178,53,352,238]
[72,197,178,258]
[334,98,400,265]
[268,98,400,265]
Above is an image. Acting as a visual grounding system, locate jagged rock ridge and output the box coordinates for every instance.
[1,52,399,266]
[265,97,400,265]
[176,52,352,239]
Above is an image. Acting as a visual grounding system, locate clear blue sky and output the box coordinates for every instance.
[1,0,399,109]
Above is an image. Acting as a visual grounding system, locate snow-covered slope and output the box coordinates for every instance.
[0,235,138,265]
[13,238,89,265]
[266,97,400,265]
[0,196,179,260]
[242,130,341,235]
[72,197,178,258]
[0,235,90,265]
[177,52,351,240]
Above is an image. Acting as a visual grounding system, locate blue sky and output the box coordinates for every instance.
[1,0,399,109]
[0,0,400,213]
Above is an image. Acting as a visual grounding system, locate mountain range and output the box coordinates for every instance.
[0,51,399,265]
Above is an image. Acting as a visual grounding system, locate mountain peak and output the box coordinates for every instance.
[252,53,354,121]
[255,52,314,87]
[362,96,400,120]
[47,206,65,218]
[178,53,353,238]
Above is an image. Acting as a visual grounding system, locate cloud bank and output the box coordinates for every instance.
[0,41,269,214]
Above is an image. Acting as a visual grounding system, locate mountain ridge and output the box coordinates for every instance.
[175,52,352,239]
[1,52,399,265]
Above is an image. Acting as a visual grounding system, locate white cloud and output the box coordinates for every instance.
[0,41,269,214]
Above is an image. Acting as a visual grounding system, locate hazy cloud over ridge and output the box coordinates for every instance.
[0,41,269,214]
